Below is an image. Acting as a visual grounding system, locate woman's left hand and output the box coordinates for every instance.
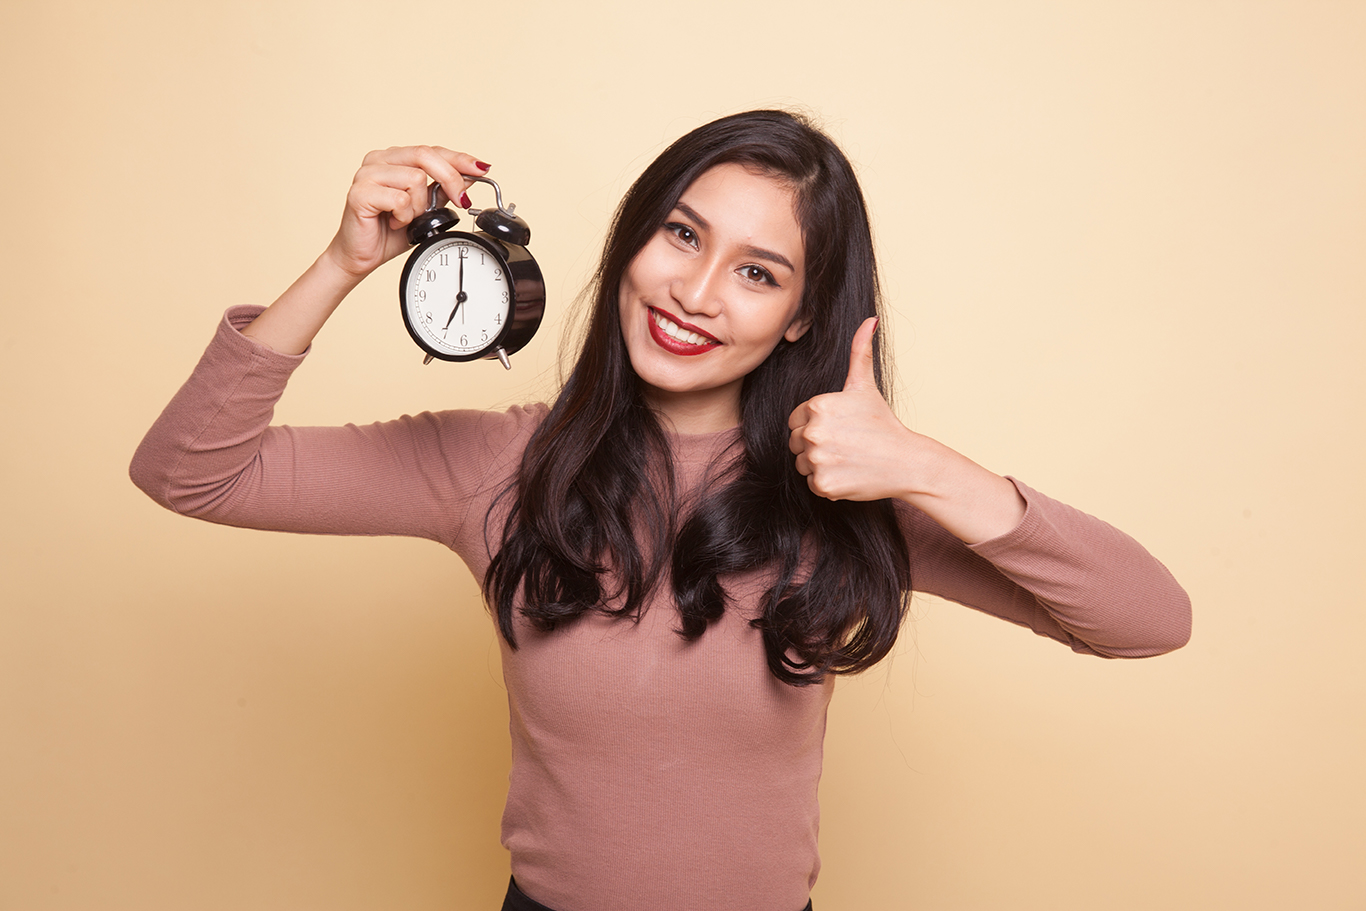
[787,318,920,503]
[787,317,1026,544]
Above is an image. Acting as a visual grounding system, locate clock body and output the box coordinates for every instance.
[398,230,545,363]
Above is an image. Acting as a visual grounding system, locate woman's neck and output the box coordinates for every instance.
[642,382,742,435]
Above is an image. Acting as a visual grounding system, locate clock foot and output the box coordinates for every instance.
[496,347,511,370]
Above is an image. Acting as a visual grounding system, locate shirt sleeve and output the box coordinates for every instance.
[900,477,1192,657]
[129,305,541,553]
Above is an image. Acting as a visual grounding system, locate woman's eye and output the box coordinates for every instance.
[740,264,777,286]
[666,223,698,247]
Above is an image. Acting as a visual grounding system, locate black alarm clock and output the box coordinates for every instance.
[398,176,545,368]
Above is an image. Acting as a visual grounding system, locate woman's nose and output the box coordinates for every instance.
[672,257,724,317]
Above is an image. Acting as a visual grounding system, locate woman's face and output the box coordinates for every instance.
[618,163,810,433]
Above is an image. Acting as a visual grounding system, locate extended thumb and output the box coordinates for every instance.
[842,317,879,391]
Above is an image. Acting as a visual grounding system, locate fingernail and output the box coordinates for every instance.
[475,160,491,171]
[458,191,471,208]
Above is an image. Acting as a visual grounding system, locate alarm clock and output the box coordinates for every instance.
[398,176,545,368]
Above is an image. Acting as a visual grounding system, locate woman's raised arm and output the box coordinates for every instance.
[129,146,514,545]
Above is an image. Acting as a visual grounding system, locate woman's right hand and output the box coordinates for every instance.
[241,146,489,355]
[322,145,491,282]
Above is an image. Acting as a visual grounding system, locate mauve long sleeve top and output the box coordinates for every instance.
[130,306,1191,911]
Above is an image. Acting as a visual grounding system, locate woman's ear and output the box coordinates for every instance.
[784,314,812,343]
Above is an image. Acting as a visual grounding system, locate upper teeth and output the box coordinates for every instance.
[653,310,712,346]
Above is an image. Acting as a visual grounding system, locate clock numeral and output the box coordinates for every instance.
[481,329,488,342]
[460,334,468,346]
[417,289,427,302]
[438,253,449,266]
[479,252,486,265]
[493,268,502,281]
[423,311,433,323]
[501,291,509,304]
[425,269,436,282]
[458,246,469,259]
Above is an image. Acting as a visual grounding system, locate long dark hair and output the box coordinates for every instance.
[484,110,911,685]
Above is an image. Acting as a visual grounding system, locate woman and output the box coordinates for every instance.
[131,110,1191,911]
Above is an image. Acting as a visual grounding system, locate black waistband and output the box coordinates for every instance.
[501,877,558,911]
[500,876,814,911]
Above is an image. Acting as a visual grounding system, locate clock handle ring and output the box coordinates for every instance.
[465,175,512,216]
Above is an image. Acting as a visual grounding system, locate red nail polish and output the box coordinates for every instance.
[475,160,491,171]
[458,191,471,208]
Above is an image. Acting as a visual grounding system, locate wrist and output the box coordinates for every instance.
[896,437,1025,545]
[316,242,372,291]
[893,432,955,502]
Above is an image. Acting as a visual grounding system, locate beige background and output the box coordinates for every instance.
[2,1,1363,908]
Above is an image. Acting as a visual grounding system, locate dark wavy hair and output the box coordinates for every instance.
[484,109,911,685]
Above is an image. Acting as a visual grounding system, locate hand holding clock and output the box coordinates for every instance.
[241,146,490,356]
[324,146,491,282]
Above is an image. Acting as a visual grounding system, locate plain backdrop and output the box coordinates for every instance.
[1,1,1363,909]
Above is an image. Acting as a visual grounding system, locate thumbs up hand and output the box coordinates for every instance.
[788,317,1028,542]
[787,317,918,503]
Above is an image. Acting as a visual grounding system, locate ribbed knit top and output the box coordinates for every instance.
[130,306,1191,911]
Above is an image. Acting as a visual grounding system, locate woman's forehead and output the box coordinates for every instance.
[674,163,804,264]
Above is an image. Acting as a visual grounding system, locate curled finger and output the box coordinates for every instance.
[403,145,492,212]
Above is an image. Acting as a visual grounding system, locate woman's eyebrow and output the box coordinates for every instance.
[674,201,711,232]
[740,244,795,273]
[673,201,797,273]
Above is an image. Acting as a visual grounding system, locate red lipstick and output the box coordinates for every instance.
[647,308,719,356]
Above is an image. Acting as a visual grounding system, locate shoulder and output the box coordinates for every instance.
[423,402,549,466]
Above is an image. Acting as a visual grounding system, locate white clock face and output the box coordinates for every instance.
[403,235,512,357]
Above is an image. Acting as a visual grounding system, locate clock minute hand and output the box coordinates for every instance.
[442,256,467,335]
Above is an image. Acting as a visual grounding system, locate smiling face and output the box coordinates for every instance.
[618,163,810,433]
